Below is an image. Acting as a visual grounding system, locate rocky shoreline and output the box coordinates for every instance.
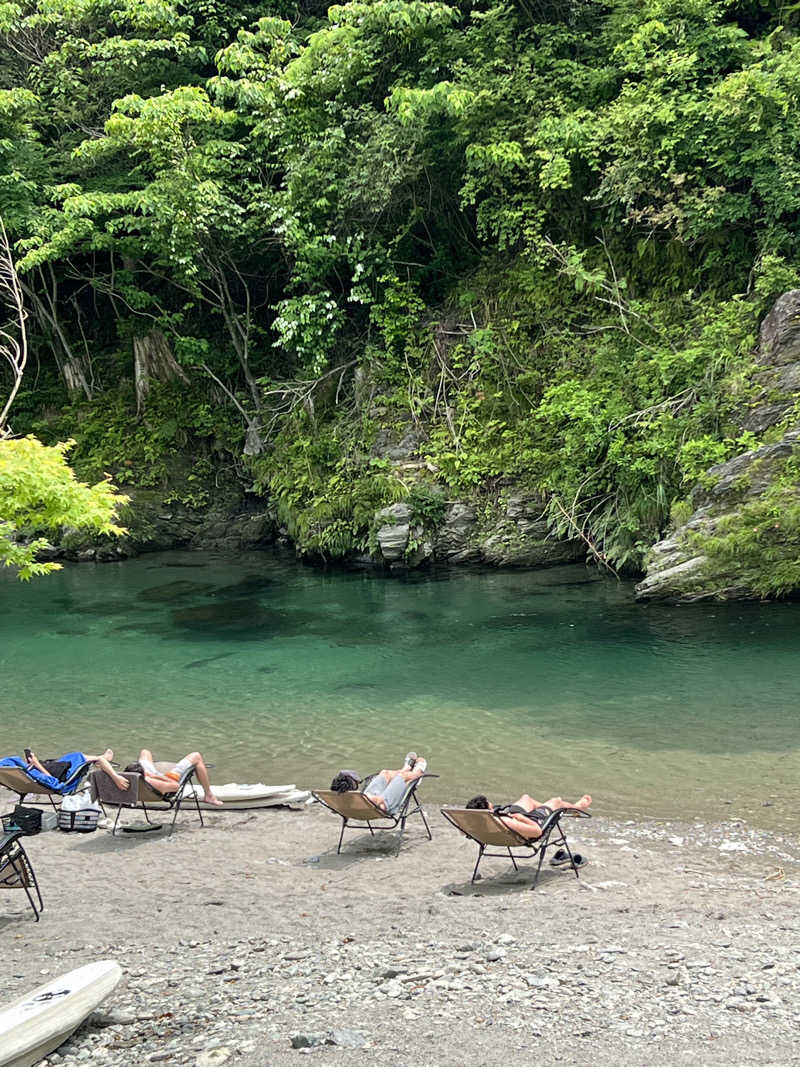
[3,800,799,1066]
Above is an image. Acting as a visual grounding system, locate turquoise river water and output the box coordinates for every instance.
[2,551,799,829]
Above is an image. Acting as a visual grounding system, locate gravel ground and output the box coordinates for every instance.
[2,795,799,1066]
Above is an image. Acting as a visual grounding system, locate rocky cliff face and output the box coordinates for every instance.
[364,419,584,571]
[371,492,585,570]
[44,488,276,563]
[637,291,800,601]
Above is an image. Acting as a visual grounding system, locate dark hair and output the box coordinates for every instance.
[466,794,490,809]
[124,761,144,775]
[331,772,360,793]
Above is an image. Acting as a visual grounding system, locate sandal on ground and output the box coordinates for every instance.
[568,854,588,869]
[549,848,572,867]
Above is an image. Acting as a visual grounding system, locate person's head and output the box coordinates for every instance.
[466,794,490,809]
[330,771,360,793]
[124,761,144,775]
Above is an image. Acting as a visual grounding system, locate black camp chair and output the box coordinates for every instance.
[91,762,204,836]
[313,772,438,854]
[441,805,591,889]
[0,829,43,921]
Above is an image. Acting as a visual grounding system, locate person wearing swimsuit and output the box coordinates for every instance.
[466,792,592,839]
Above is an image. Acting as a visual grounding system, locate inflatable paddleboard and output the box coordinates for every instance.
[188,782,312,809]
[0,960,122,1067]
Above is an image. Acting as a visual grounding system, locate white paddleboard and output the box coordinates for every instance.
[189,782,312,809]
[135,782,311,810]
[0,960,122,1067]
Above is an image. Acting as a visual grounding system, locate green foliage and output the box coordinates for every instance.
[5,0,800,583]
[252,411,406,558]
[0,436,127,578]
[406,484,446,529]
[690,450,800,598]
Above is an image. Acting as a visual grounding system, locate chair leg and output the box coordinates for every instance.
[112,805,123,836]
[191,789,205,828]
[28,859,43,914]
[168,800,181,837]
[337,818,347,854]
[507,847,519,871]
[471,845,485,884]
[419,806,433,841]
[10,850,41,921]
[531,844,547,890]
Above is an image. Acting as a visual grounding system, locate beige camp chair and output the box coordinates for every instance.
[314,773,436,854]
[0,830,43,921]
[90,762,203,836]
[441,805,590,889]
[0,759,93,809]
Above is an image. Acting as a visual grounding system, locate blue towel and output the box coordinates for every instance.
[0,751,88,794]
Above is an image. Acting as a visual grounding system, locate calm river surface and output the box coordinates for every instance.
[2,552,799,829]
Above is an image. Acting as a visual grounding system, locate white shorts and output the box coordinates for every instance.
[165,756,193,782]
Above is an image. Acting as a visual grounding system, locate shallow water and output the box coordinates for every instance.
[2,552,799,829]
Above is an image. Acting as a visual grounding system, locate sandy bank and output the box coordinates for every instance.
[2,791,799,1066]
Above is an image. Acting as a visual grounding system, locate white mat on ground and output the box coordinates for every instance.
[0,960,122,1067]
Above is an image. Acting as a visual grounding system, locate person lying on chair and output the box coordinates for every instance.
[363,752,427,813]
[1,747,120,790]
[330,753,427,813]
[466,792,592,839]
[120,749,223,807]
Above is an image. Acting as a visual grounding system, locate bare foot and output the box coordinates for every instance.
[204,793,224,807]
[578,795,592,809]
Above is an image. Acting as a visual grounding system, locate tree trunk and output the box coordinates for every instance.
[133,329,188,414]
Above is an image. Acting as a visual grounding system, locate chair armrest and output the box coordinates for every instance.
[538,806,592,835]
[91,770,140,807]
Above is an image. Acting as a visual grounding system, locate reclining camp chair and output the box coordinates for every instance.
[90,761,204,836]
[0,829,43,921]
[441,805,591,889]
[0,752,93,809]
[313,772,438,854]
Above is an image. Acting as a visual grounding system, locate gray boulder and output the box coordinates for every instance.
[741,289,800,432]
[637,429,800,600]
[374,502,412,563]
[638,288,800,601]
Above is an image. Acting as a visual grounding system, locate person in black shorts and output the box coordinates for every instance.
[466,791,592,840]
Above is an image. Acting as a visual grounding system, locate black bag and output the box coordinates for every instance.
[1,805,43,835]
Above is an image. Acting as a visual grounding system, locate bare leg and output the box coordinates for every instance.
[187,752,222,806]
[139,749,154,763]
[515,794,542,810]
[542,795,592,812]
[84,748,114,763]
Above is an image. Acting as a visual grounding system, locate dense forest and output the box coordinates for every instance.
[2,0,800,591]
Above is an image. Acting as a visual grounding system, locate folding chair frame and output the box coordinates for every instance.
[441,806,591,890]
[0,830,43,921]
[100,766,204,837]
[314,772,438,854]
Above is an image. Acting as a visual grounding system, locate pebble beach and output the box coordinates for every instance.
[2,793,800,1066]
